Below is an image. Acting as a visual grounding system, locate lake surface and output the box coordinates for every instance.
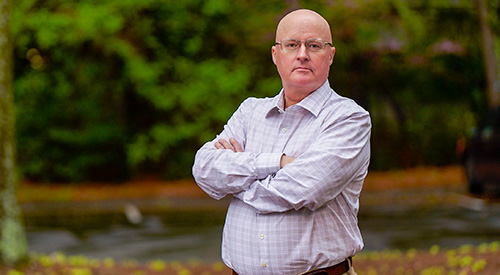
[24,190,500,263]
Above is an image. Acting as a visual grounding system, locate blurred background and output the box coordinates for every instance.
[2,0,500,271]
[12,0,496,182]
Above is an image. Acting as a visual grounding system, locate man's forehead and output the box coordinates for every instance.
[276,10,331,41]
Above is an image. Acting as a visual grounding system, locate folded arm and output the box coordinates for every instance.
[192,99,284,200]
[192,98,371,213]
[215,137,296,169]
[232,111,371,213]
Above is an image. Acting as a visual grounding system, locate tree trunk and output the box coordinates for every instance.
[478,0,500,108]
[0,0,28,264]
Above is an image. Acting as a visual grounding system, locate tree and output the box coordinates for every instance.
[0,0,28,264]
[11,0,486,178]
[477,0,500,108]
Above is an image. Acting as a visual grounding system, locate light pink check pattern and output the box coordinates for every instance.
[193,81,371,275]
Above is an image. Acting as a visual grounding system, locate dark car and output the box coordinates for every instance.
[462,107,500,194]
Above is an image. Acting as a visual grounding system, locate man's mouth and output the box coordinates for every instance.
[293,67,312,72]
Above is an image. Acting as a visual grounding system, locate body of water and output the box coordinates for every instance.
[24,191,500,263]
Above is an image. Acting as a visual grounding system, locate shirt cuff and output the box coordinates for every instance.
[255,153,282,179]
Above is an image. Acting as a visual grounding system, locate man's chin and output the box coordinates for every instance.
[288,79,320,90]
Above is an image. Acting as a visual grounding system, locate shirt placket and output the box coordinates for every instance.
[257,108,288,274]
[257,213,270,273]
[277,109,291,153]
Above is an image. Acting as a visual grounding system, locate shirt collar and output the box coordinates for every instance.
[267,80,331,118]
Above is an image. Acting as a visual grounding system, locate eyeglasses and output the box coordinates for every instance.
[275,38,333,52]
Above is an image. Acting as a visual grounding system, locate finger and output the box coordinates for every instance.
[214,141,224,149]
[218,139,235,152]
[229,138,243,152]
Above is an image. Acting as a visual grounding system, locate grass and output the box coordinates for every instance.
[354,242,500,275]
[1,242,499,274]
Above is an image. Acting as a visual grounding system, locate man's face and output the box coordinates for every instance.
[272,12,335,97]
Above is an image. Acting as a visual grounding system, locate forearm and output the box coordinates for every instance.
[236,144,370,213]
[192,141,282,200]
[235,113,372,213]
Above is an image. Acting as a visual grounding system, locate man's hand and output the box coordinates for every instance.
[214,138,243,152]
[280,155,296,168]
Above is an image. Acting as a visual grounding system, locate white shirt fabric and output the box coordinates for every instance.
[192,80,371,275]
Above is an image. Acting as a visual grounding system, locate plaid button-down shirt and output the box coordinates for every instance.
[193,81,371,275]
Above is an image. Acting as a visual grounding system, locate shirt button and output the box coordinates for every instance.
[260,234,265,240]
[281,128,287,133]
[262,262,267,268]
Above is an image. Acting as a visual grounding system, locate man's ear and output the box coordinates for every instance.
[272,46,277,65]
[329,47,336,65]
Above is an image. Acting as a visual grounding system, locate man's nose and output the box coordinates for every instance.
[296,43,310,60]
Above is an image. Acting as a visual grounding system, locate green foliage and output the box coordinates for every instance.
[11,0,493,181]
[326,0,485,169]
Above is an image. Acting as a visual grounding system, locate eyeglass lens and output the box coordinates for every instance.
[281,39,328,52]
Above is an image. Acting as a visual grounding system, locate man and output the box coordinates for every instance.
[192,9,370,275]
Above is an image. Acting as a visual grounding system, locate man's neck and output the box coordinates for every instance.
[282,80,329,109]
[283,89,314,109]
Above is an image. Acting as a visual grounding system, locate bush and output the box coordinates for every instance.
[12,0,491,181]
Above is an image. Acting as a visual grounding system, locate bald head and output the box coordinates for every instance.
[271,9,336,108]
[276,9,332,43]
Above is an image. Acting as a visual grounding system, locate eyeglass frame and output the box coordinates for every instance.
[274,38,333,52]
